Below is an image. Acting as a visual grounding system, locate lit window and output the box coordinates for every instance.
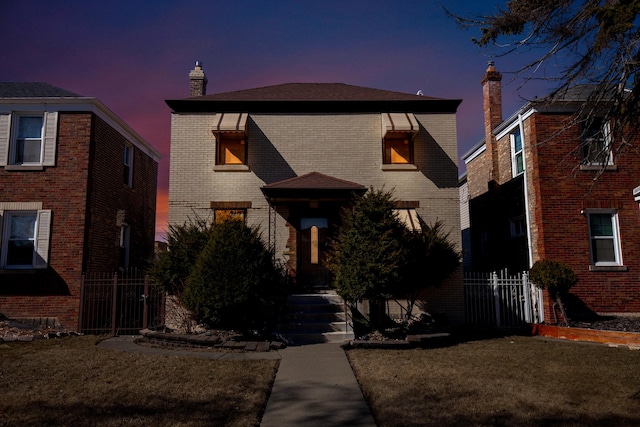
[383,133,413,164]
[582,118,612,166]
[0,209,51,269]
[510,128,524,176]
[587,211,622,266]
[214,209,246,223]
[216,134,246,165]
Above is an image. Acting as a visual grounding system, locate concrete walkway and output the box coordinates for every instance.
[261,343,376,426]
[98,336,376,425]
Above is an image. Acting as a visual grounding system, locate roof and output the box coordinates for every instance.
[0,82,81,98]
[262,172,366,191]
[166,83,461,114]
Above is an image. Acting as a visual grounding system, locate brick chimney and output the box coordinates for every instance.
[189,61,207,97]
[482,61,503,182]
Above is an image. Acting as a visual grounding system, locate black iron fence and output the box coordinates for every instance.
[79,270,165,335]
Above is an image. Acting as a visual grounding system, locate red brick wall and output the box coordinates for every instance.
[84,115,158,272]
[0,112,158,330]
[528,113,640,316]
[0,112,92,329]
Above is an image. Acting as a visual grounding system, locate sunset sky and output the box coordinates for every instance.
[1,1,554,241]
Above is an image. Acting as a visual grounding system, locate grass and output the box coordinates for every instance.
[0,336,278,426]
[348,335,640,426]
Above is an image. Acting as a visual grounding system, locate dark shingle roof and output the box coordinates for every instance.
[193,83,439,102]
[167,83,461,114]
[0,82,81,98]
[262,172,366,190]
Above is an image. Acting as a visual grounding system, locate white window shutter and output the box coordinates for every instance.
[34,209,52,268]
[42,112,58,166]
[0,210,4,264]
[0,113,11,166]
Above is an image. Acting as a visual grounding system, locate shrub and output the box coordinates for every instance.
[150,218,211,296]
[529,259,578,324]
[181,219,280,331]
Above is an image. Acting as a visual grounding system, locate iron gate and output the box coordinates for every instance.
[79,270,165,335]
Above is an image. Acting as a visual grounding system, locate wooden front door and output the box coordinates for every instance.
[299,218,329,289]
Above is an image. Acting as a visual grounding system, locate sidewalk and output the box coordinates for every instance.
[261,343,376,426]
[99,336,376,425]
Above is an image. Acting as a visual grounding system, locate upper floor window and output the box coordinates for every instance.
[0,207,51,269]
[383,133,413,165]
[214,208,246,223]
[123,144,133,187]
[587,211,622,266]
[0,112,58,168]
[581,118,612,166]
[216,133,246,165]
[510,128,524,177]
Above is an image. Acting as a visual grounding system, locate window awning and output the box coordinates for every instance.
[382,113,419,136]
[212,113,248,133]
[394,208,422,232]
[634,185,640,202]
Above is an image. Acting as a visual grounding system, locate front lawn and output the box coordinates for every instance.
[348,335,640,426]
[0,336,278,426]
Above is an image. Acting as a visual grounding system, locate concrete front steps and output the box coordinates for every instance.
[281,291,354,345]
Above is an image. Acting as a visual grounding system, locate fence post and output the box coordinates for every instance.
[522,272,532,323]
[492,272,501,327]
[79,273,86,332]
[111,272,118,336]
[143,275,149,330]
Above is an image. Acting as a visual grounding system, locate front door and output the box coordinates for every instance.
[299,218,329,289]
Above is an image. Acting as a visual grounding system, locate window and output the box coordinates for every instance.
[123,144,133,187]
[119,223,130,270]
[510,128,524,176]
[0,112,58,167]
[587,211,622,266]
[214,209,246,223]
[383,133,413,164]
[216,133,246,165]
[0,207,51,269]
[510,215,526,238]
[581,118,612,166]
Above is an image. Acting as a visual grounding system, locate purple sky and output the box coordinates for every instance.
[1,1,554,240]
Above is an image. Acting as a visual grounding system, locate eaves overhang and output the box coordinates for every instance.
[165,99,461,114]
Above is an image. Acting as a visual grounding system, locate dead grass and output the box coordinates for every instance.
[348,335,640,426]
[0,336,278,426]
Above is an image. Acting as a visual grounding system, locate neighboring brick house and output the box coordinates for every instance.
[462,63,640,320]
[0,82,161,330]
[166,62,464,323]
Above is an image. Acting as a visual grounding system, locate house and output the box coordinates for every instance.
[0,82,161,330]
[165,62,464,323]
[462,63,640,321]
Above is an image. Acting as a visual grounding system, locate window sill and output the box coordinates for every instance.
[579,164,618,172]
[381,164,418,171]
[213,165,250,172]
[589,265,628,272]
[4,165,44,171]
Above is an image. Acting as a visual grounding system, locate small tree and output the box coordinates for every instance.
[399,219,461,322]
[328,188,407,327]
[529,259,578,325]
[181,219,280,331]
[150,218,211,296]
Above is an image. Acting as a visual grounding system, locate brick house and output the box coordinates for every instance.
[0,82,161,330]
[462,63,640,320]
[166,62,464,323]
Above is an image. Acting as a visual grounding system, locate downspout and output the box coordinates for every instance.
[519,113,544,323]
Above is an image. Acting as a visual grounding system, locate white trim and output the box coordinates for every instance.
[463,143,486,164]
[0,98,162,162]
[586,210,623,267]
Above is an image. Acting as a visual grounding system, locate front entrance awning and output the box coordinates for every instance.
[212,112,248,133]
[261,172,367,204]
[382,113,419,137]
